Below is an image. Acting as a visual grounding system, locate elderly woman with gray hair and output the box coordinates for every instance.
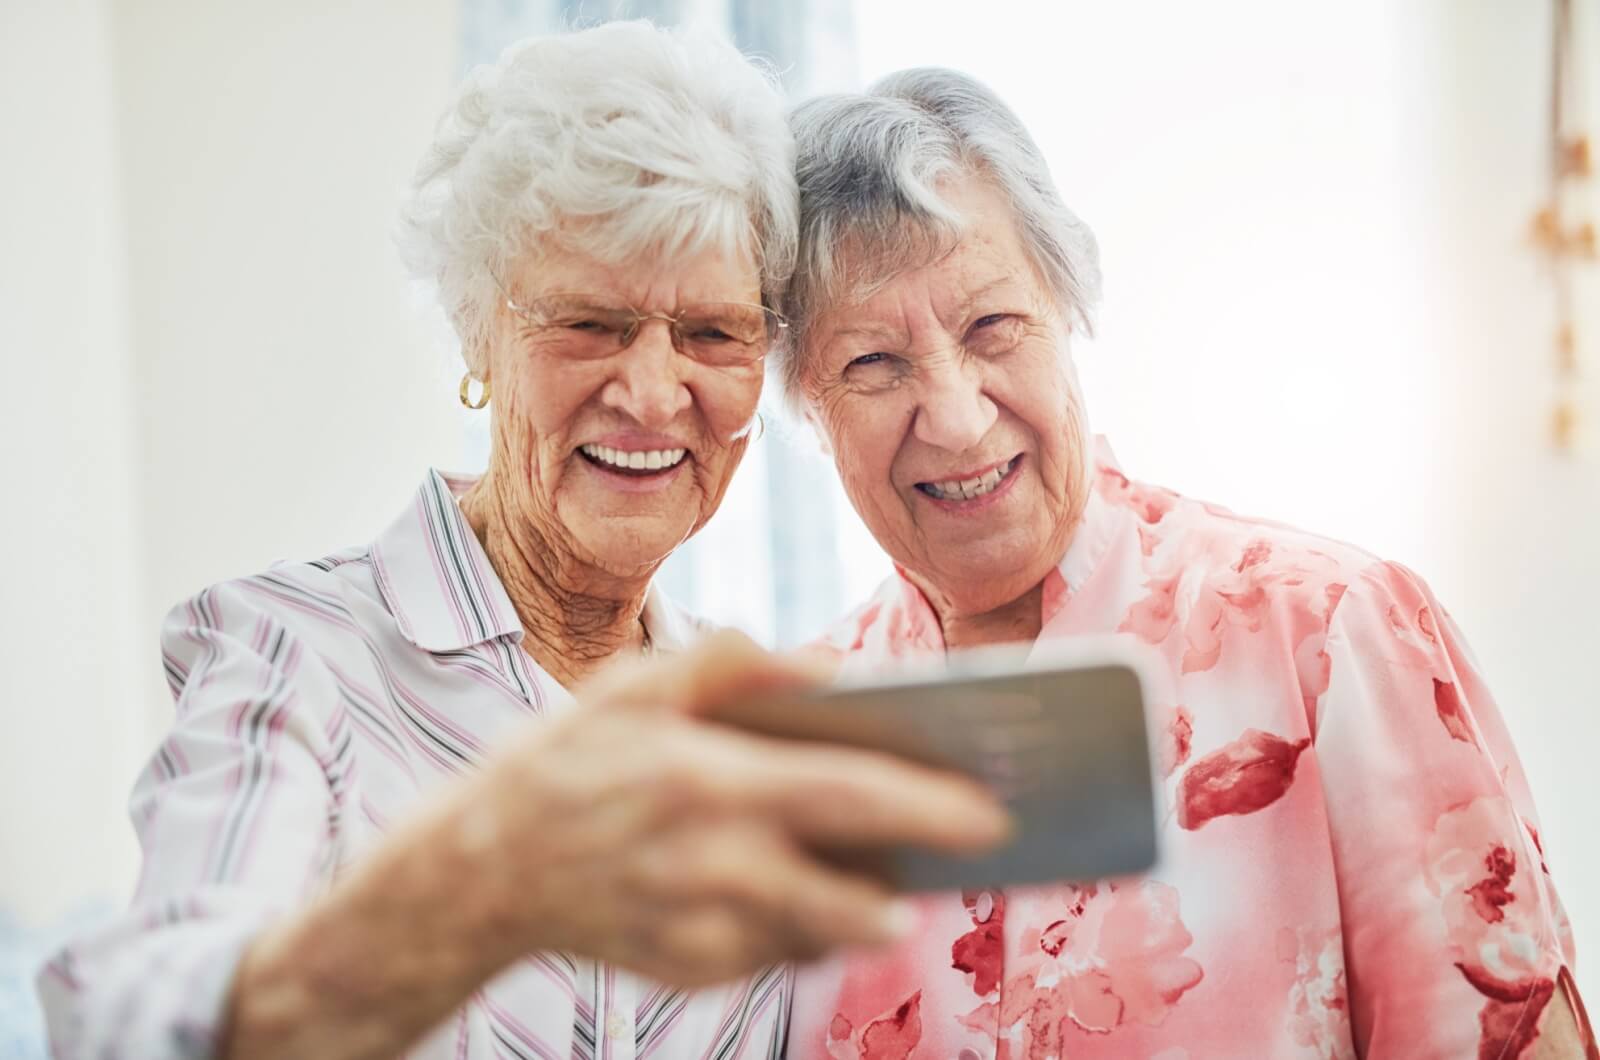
[780,70,1594,1059]
[36,28,1009,1060]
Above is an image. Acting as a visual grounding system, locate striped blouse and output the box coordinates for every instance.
[38,469,790,1060]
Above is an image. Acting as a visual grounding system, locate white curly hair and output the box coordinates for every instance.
[397,20,798,368]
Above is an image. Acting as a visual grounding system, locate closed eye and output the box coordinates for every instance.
[966,312,1025,357]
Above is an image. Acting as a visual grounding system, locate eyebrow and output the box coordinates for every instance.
[829,321,908,342]
[949,277,1019,318]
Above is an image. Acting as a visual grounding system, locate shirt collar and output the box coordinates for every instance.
[639,583,700,653]
[370,469,525,653]
[371,469,697,656]
[1048,439,1128,616]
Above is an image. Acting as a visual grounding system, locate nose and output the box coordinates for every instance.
[598,319,692,428]
[912,357,998,452]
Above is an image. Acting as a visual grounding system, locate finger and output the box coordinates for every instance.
[743,741,1014,854]
[665,836,914,971]
[581,629,831,716]
[785,642,843,683]
[617,904,761,988]
[750,842,917,957]
[669,630,838,713]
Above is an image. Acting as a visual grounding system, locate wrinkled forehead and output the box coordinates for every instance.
[820,268,1023,354]
[808,219,1050,341]
[819,214,963,314]
[508,220,763,304]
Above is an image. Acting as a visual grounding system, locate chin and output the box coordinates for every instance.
[567,514,691,577]
[928,532,1053,607]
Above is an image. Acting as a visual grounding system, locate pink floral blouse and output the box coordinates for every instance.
[790,443,1590,1060]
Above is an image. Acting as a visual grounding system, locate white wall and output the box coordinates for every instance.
[0,0,464,928]
[112,0,468,732]
[1429,0,1600,1004]
[0,0,145,928]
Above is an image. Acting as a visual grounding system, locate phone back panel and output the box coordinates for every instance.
[709,657,1159,892]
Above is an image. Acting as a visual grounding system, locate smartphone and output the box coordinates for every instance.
[706,638,1161,892]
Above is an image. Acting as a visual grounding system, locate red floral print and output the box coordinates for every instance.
[790,444,1581,1059]
[1176,729,1311,830]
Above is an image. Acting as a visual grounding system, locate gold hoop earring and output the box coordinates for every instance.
[459,372,490,410]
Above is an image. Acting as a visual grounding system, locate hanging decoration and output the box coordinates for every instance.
[1531,0,1595,451]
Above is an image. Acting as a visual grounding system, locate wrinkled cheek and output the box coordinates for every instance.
[822,407,905,528]
[1000,364,1089,509]
[499,365,577,452]
[696,438,748,509]
[814,391,865,457]
[1059,360,1091,445]
[1059,396,1090,500]
[700,370,764,443]
[487,399,537,477]
[843,466,904,536]
[508,423,587,521]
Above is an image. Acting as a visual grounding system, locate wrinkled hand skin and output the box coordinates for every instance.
[220,630,1011,1060]
[1530,976,1598,1060]
[473,631,1012,985]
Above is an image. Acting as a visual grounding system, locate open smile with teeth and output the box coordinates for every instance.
[916,455,1020,502]
[579,444,689,474]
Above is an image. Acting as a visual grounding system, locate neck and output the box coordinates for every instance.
[458,470,651,688]
[928,579,1045,652]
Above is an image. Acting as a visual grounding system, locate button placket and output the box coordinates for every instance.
[974,890,995,924]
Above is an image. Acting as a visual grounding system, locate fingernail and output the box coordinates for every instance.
[958,799,1014,846]
[989,806,1017,843]
[787,649,839,683]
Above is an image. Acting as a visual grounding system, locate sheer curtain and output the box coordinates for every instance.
[458,0,884,648]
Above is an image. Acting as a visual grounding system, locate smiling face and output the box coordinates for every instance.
[798,174,1091,619]
[480,239,766,582]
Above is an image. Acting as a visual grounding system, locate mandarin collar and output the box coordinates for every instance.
[369,469,527,652]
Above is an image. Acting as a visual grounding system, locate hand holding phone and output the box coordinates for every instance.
[704,639,1161,892]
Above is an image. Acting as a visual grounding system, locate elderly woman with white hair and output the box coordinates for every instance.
[779,70,1595,1058]
[36,28,1009,1060]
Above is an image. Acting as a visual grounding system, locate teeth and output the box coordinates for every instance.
[580,444,687,471]
[924,458,1015,501]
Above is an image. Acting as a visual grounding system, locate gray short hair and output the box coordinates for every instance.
[398,21,798,365]
[779,68,1101,390]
